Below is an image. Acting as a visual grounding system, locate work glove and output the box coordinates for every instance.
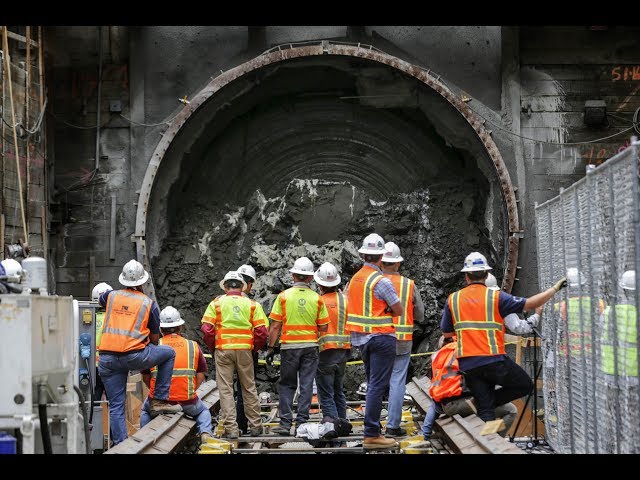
[552,276,567,293]
[265,348,275,367]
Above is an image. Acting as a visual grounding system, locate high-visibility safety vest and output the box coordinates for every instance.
[99,289,152,353]
[345,265,395,334]
[149,334,199,402]
[95,311,105,366]
[269,286,329,344]
[384,273,415,341]
[448,284,505,358]
[601,304,638,377]
[201,294,267,350]
[555,297,604,356]
[429,341,463,402]
[318,291,351,351]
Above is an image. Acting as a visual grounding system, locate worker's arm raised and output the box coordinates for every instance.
[523,277,567,311]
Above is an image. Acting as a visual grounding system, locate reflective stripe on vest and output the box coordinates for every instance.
[556,297,604,356]
[99,290,152,353]
[346,266,395,334]
[449,284,505,358]
[385,274,415,341]
[319,291,351,351]
[602,304,638,377]
[150,335,198,401]
[276,287,324,344]
[429,342,463,402]
[214,295,257,350]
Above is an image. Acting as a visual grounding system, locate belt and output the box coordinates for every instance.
[99,349,144,356]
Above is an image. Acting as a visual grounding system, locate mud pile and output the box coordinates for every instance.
[153,177,496,398]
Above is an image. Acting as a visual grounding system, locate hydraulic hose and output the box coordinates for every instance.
[73,385,92,454]
[84,357,95,424]
[38,383,53,454]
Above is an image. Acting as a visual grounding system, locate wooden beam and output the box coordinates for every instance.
[0,27,39,48]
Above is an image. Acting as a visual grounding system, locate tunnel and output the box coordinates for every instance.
[136,45,519,385]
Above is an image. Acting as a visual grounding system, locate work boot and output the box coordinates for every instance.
[385,426,407,437]
[149,398,182,415]
[222,431,239,440]
[249,426,263,437]
[200,432,214,444]
[271,425,291,436]
[363,435,398,450]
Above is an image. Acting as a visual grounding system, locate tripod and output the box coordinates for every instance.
[509,319,546,448]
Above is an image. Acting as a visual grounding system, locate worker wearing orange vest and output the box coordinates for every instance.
[346,233,403,449]
[201,271,268,439]
[421,335,517,440]
[266,257,330,436]
[314,262,351,422]
[97,260,182,445]
[441,252,567,422]
[381,242,424,437]
[140,306,214,444]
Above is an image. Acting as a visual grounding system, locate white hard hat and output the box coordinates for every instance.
[358,233,386,255]
[619,270,636,291]
[357,382,367,397]
[160,306,185,328]
[219,271,247,291]
[566,267,586,287]
[92,282,113,301]
[314,262,341,287]
[1,258,23,282]
[237,264,256,282]
[290,257,315,275]
[382,242,403,263]
[119,259,149,287]
[485,273,500,290]
[461,252,492,272]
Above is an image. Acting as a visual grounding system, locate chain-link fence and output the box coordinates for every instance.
[535,139,640,454]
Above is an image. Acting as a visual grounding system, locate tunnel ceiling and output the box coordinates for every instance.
[138,46,519,327]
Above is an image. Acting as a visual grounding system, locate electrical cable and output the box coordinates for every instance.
[84,357,95,425]
[37,383,53,454]
[73,385,92,455]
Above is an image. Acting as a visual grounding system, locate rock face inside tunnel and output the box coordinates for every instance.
[153,176,497,397]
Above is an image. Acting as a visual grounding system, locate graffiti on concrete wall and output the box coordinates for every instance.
[611,66,640,81]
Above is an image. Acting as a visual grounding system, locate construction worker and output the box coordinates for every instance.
[201,271,268,439]
[266,257,330,436]
[421,335,518,440]
[345,233,403,449]
[486,274,542,334]
[441,251,567,423]
[140,306,214,444]
[314,262,350,422]
[97,259,181,446]
[381,241,424,437]
[599,270,638,454]
[235,264,262,435]
[91,282,112,402]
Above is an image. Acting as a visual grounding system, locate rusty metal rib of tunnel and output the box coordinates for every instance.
[134,42,520,297]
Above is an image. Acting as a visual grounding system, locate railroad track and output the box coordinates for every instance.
[106,376,529,454]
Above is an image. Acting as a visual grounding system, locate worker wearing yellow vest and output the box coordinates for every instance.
[314,262,351,422]
[441,252,567,422]
[421,335,517,441]
[91,282,112,402]
[201,271,268,439]
[266,257,330,436]
[599,270,639,454]
[381,242,424,437]
[346,233,403,449]
[97,260,182,445]
[140,306,214,444]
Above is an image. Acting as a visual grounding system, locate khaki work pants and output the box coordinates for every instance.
[214,349,262,436]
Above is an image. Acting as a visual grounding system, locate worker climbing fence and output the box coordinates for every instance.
[535,138,640,454]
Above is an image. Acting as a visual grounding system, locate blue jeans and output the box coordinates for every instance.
[361,335,396,438]
[421,401,443,439]
[140,397,213,435]
[278,347,319,428]
[315,356,348,420]
[386,352,411,429]
[98,343,176,445]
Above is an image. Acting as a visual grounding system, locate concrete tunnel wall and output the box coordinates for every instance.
[50,26,536,305]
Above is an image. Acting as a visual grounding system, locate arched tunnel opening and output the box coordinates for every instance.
[145,54,510,396]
